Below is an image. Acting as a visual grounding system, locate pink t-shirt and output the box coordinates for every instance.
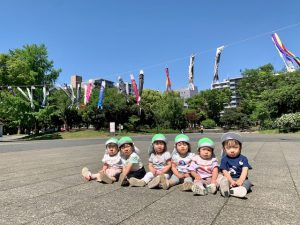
[188,155,219,179]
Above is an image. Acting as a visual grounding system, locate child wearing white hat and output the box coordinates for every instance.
[160,134,194,190]
[81,137,123,184]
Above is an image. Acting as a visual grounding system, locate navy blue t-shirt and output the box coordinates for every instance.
[220,154,252,179]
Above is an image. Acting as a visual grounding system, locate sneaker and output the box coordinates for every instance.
[230,186,247,198]
[159,175,170,190]
[129,177,146,187]
[81,167,92,181]
[192,184,208,196]
[179,182,193,191]
[219,177,230,197]
[148,176,161,189]
[99,172,114,184]
[119,173,129,186]
[207,183,217,194]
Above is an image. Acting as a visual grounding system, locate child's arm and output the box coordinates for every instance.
[148,162,157,175]
[236,167,249,186]
[99,163,108,173]
[122,163,133,177]
[171,162,184,179]
[222,170,237,187]
[190,171,201,181]
[211,167,219,184]
[157,159,172,175]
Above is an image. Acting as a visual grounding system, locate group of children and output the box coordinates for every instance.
[81,132,252,198]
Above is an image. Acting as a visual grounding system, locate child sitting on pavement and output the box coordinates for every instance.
[189,137,226,196]
[81,137,123,184]
[219,132,253,198]
[118,136,146,186]
[129,134,172,189]
[160,134,194,191]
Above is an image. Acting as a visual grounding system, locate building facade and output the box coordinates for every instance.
[211,77,242,109]
[70,75,82,88]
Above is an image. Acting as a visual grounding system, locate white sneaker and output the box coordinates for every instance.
[219,177,230,197]
[119,173,129,186]
[148,176,160,189]
[160,175,170,190]
[230,186,247,198]
[81,167,92,181]
[129,177,146,187]
[99,172,114,184]
[207,183,217,194]
[192,184,208,196]
[179,182,193,191]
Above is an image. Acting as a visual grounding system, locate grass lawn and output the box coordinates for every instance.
[22,128,179,140]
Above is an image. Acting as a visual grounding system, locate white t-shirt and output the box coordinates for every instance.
[149,151,171,170]
[171,152,194,173]
[102,152,123,169]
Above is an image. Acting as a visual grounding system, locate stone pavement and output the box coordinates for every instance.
[0,133,300,225]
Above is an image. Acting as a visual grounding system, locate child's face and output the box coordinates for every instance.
[224,140,241,158]
[153,141,165,154]
[120,143,133,158]
[176,142,189,156]
[199,147,213,160]
[107,143,118,156]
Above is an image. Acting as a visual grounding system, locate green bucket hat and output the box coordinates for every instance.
[174,134,190,144]
[197,137,215,150]
[148,133,167,155]
[151,133,167,144]
[105,138,118,146]
[118,136,133,148]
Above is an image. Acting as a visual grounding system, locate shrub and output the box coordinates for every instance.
[274,112,300,132]
[201,119,216,129]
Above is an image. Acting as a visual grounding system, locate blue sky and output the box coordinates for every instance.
[1,0,300,91]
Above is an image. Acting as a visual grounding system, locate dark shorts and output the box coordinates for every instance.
[127,167,146,179]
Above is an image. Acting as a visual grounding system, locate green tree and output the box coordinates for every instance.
[0,44,61,133]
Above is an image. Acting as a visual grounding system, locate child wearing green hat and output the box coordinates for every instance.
[129,133,172,188]
[81,137,123,184]
[118,136,146,186]
[189,137,224,196]
[160,134,194,190]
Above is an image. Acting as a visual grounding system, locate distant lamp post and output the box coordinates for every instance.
[0,122,3,137]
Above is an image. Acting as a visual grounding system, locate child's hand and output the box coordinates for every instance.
[230,180,237,187]
[156,170,163,175]
[150,169,157,175]
[183,173,190,178]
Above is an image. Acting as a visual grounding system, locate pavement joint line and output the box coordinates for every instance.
[225,201,299,214]
[115,187,177,225]
[279,142,300,201]
[210,197,229,225]
[252,142,265,162]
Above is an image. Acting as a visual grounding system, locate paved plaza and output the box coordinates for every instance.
[0,133,300,225]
